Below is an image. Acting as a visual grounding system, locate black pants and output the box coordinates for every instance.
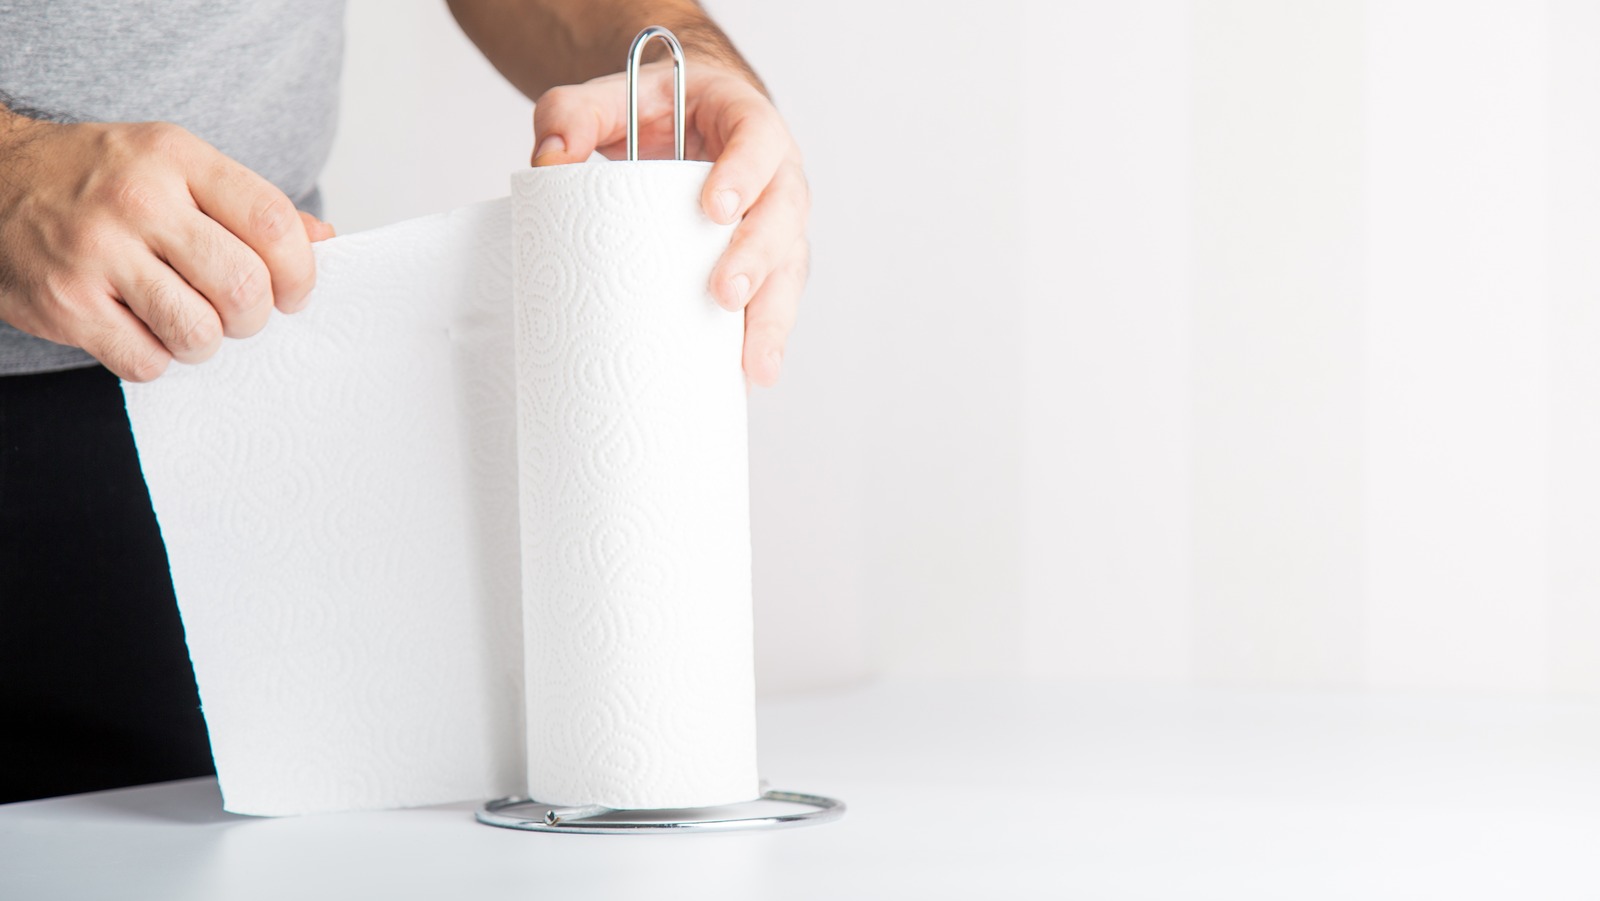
[0,365,213,803]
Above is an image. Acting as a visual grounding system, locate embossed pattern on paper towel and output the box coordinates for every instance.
[512,162,757,809]
[122,201,526,815]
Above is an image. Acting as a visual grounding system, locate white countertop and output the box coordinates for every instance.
[4,679,1600,899]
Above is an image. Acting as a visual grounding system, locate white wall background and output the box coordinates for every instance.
[322,0,1600,697]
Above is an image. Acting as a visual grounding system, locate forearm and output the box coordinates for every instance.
[446,0,764,98]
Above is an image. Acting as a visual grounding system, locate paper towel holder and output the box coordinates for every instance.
[626,25,686,162]
[476,782,845,834]
[476,24,846,837]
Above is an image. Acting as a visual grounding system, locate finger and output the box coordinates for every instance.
[69,292,174,383]
[111,255,225,364]
[184,153,317,313]
[709,161,809,311]
[593,129,710,164]
[741,241,807,388]
[299,210,336,242]
[533,64,681,166]
[147,211,273,338]
[700,102,791,225]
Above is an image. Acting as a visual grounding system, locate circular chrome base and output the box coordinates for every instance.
[476,789,845,834]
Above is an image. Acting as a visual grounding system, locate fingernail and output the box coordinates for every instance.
[716,189,740,222]
[728,273,751,308]
[762,348,784,385]
[534,135,565,166]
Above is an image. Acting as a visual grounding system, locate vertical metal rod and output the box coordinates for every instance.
[626,26,686,162]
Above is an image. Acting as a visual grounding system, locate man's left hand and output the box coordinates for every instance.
[529,60,808,388]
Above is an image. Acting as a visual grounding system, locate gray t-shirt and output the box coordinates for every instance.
[0,0,346,375]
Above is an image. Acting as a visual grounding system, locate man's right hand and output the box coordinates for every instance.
[0,117,333,382]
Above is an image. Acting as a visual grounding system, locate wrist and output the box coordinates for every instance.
[637,18,763,97]
[0,110,33,159]
[0,121,59,176]
[0,100,56,156]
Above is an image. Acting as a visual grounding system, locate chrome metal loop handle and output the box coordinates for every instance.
[626,26,686,162]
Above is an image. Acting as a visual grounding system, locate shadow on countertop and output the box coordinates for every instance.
[43,777,245,826]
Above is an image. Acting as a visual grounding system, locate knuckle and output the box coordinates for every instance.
[651,69,676,103]
[248,191,297,242]
[724,229,761,263]
[730,96,765,121]
[99,121,147,153]
[93,122,194,185]
[116,339,172,382]
[125,350,171,382]
[750,317,791,347]
[39,272,94,313]
[22,280,93,343]
[108,177,160,218]
[184,323,223,360]
[273,251,315,305]
[224,261,271,315]
[63,217,121,259]
[774,172,810,221]
[136,120,192,151]
[534,91,579,131]
[177,308,222,356]
[106,121,196,165]
[137,279,198,348]
[256,229,315,301]
[138,276,180,325]
[729,99,778,137]
[535,85,577,118]
[782,191,809,225]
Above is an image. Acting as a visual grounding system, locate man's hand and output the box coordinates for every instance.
[529,60,809,388]
[0,117,334,381]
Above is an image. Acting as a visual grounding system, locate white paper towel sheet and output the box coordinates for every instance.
[125,199,525,816]
[122,161,753,816]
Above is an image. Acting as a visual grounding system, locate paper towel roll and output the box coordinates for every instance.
[512,161,756,809]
